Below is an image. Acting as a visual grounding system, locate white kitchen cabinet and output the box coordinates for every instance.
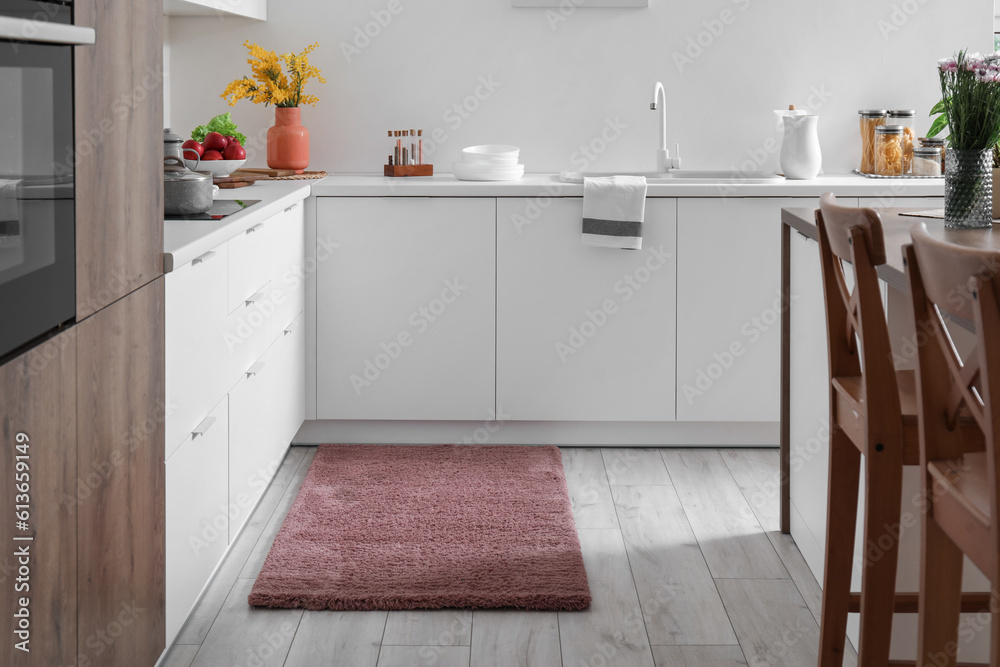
[163,0,266,20]
[316,197,497,421]
[676,198,815,422]
[495,197,677,421]
[164,195,306,644]
[165,396,229,643]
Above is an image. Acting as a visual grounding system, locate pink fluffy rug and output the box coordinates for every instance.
[247,444,591,611]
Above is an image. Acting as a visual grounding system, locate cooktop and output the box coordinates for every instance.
[165,199,260,221]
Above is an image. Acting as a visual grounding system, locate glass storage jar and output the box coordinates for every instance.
[912,146,942,176]
[875,125,904,176]
[888,109,916,173]
[919,137,947,173]
[859,109,887,173]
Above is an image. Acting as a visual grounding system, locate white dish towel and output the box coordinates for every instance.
[582,175,647,250]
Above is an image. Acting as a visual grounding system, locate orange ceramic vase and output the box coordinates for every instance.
[267,107,309,173]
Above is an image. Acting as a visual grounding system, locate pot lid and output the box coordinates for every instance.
[164,156,211,183]
[164,127,184,145]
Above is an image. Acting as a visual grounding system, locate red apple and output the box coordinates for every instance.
[203,132,227,152]
[223,143,246,160]
[181,139,204,160]
[202,150,224,160]
[224,135,240,147]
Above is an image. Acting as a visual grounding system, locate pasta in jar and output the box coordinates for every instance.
[888,110,916,173]
[875,126,904,176]
[859,110,887,174]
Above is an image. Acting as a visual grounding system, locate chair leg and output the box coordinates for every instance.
[819,427,862,667]
[857,446,904,667]
[917,515,964,667]
[992,590,1000,667]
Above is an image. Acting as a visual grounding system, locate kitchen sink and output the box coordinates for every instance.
[557,170,782,184]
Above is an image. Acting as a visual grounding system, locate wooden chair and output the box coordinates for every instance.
[815,194,986,667]
[906,224,1000,667]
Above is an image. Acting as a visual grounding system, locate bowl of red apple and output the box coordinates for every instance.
[182,131,247,177]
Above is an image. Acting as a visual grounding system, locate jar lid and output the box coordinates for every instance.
[914,146,941,155]
[164,127,184,144]
[875,125,904,134]
[919,137,946,145]
[859,109,887,116]
[888,109,916,117]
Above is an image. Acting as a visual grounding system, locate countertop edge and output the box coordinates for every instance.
[163,181,312,272]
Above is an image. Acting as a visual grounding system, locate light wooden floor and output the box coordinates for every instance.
[161,447,857,667]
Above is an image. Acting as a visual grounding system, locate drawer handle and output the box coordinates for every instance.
[246,361,265,378]
[283,326,293,336]
[283,203,299,213]
[246,223,264,235]
[191,416,216,439]
[245,291,265,306]
[192,250,216,266]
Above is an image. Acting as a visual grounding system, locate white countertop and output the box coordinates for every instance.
[163,181,311,272]
[163,172,944,272]
[309,172,946,198]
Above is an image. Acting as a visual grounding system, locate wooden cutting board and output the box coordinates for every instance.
[213,174,258,189]
[233,167,298,178]
[216,180,253,189]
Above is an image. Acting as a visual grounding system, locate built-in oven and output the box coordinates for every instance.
[0,3,94,359]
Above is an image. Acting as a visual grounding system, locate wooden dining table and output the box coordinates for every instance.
[778,206,1000,534]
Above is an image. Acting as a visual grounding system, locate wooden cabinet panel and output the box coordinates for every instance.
[76,278,165,666]
[74,0,163,318]
[496,197,677,421]
[0,330,77,667]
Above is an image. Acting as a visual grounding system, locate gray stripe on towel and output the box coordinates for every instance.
[582,217,643,238]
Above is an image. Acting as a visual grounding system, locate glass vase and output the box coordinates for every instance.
[944,147,993,229]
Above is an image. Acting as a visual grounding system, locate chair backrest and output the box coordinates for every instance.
[816,192,901,435]
[905,224,1000,466]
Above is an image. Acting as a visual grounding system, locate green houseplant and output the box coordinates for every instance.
[931,50,1000,228]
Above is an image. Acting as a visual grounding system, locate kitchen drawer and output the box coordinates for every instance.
[165,396,229,644]
[270,311,305,451]
[165,245,230,457]
[228,216,276,314]
[228,341,283,542]
[270,202,306,340]
[223,281,272,386]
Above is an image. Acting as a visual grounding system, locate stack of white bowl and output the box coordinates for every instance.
[453,145,525,181]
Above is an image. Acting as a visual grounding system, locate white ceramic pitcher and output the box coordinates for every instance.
[780,115,822,180]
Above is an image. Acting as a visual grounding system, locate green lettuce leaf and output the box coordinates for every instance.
[191,112,247,145]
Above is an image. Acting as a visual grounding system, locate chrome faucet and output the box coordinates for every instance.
[650,81,680,172]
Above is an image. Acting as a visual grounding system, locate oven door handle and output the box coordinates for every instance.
[0,17,96,46]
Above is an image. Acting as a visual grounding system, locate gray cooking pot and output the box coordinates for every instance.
[164,155,214,216]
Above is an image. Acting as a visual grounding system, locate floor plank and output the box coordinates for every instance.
[470,611,560,667]
[651,645,748,667]
[376,645,470,667]
[716,579,820,667]
[612,485,738,646]
[173,447,310,645]
[601,448,672,486]
[238,447,317,578]
[662,449,787,579]
[382,610,473,646]
[560,448,619,529]
[190,578,302,667]
[558,528,655,667]
[283,610,387,667]
[722,449,858,667]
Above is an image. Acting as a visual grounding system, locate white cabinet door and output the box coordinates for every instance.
[676,198,812,422]
[269,202,306,341]
[316,197,497,421]
[165,245,230,458]
[228,343,283,542]
[496,198,677,421]
[165,396,229,644]
[271,311,305,452]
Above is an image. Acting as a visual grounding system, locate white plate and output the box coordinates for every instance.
[452,162,525,181]
[461,144,520,160]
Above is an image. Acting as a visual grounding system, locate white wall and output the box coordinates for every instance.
[167,0,992,174]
